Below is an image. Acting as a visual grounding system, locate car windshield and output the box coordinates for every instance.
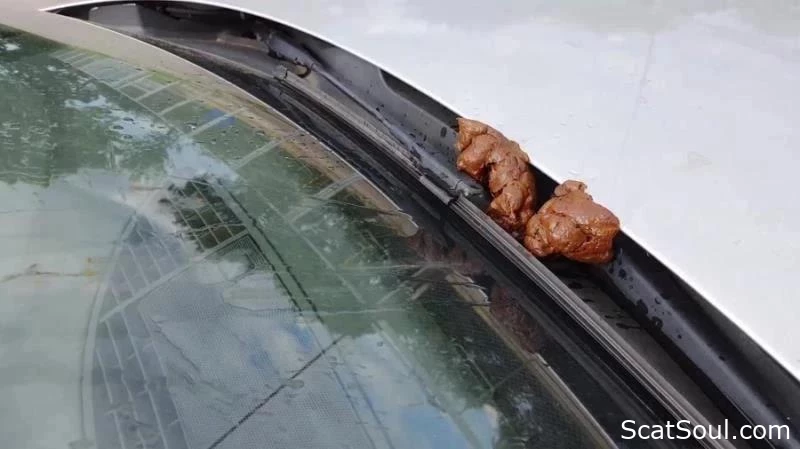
[1,26,672,449]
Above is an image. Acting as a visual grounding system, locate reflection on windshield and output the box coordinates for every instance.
[1,27,659,449]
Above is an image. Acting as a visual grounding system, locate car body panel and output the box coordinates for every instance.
[14,0,800,383]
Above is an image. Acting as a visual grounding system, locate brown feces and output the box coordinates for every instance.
[523,180,620,264]
[455,118,620,263]
[455,118,536,238]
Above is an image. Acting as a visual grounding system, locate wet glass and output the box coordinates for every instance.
[0,26,675,449]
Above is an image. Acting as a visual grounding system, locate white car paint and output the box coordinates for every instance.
[17,0,800,382]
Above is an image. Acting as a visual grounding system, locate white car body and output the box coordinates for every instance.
[20,0,800,384]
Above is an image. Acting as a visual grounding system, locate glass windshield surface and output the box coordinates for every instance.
[1,26,672,449]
